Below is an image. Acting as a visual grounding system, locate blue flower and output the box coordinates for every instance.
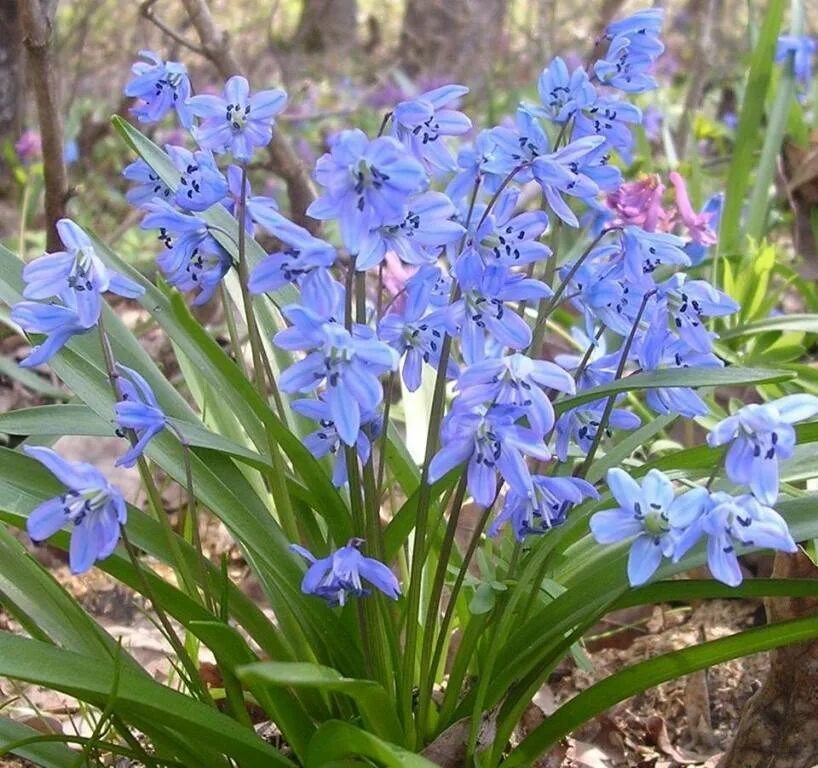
[167,145,228,212]
[391,84,472,172]
[222,165,279,234]
[573,97,642,164]
[429,403,550,506]
[292,398,379,487]
[290,539,400,606]
[637,329,721,418]
[535,57,596,123]
[141,200,218,274]
[11,295,91,368]
[594,10,665,94]
[249,215,336,294]
[378,291,455,392]
[673,491,796,586]
[189,76,287,161]
[123,158,173,207]
[590,468,708,586]
[455,353,575,436]
[24,446,127,574]
[358,191,464,269]
[274,270,398,445]
[776,35,816,97]
[532,136,607,226]
[465,187,551,267]
[490,474,598,540]
[446,255,551,364]
[307,129,427,254]
[488,107,551,181]
[124,50,192,128]
[707,395,818,504]
[114,364,167,468]
[554,399,641,461]
[622,226,689,280]
[22,219,144,328]
[655,272,738,353]
[445,130,506,202]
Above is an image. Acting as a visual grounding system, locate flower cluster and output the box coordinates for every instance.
[13,9,813,601]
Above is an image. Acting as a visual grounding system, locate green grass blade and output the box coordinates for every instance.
[503,614,818,766]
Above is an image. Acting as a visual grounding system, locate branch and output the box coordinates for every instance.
[177,0,317,231]
[140,0,206,57]
[20,0,68,251]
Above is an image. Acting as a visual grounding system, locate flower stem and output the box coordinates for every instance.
[577,289,656,478]
[416,474,469,736]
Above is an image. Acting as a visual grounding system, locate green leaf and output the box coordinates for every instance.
[613,578,818,610]
[238,662,404,745]
[0,355,66,399]
[503,614,818,766]
[0,716,87,768]
[720,313,818,339]
[305,721,436,768]
[553,366,794,415]
[190,623,316,758]
[719,0,785,257]
[0,526,128,662]
[0,404,112,436]
[0,633,293,767]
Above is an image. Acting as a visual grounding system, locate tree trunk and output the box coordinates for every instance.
[398,0,506,86]
[719,550,818,768]
[0,0,23,162]
[292,0,357,55]
[20,0,66,251]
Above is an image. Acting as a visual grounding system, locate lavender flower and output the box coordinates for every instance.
[307,129,427,254]
[708,395,818,504]
[673,492,796,586]
[22,219,143,328]
[491,475,598,540]
[290,539,400,606]
[167,145,228,212]
[11,295,91,368]
[125,50,192,128]
[123,158,173,207]
[590,468,708,586]
[536,57,596,123]
[114,364,167,468]
[24,446,127,574]
[189,76,287,161]
[429,403,550,506]
[391,84,472,172]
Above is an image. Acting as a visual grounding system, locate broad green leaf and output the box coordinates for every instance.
[0,716,87,768]
[305,721,436,768]
[504,614,818,766]
[0,633,293,767]
[238,662,404,745]
[553,366,794,415]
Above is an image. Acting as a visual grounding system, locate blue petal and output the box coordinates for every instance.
[627,535,663,586]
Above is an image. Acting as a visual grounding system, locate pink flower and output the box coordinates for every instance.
[15,130,42,163]
[669,171,717,246]
[606,174,668,231]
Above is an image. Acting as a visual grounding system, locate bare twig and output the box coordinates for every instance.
[140,0,206,57]
[176,0,317,231]
[20,0,67,251]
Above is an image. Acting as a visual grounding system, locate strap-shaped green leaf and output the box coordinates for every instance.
[305,720,436,767]
[239,662,404,745]
[553,365,794,415]
[0,633,293,767]
[0,716,87,768]
[504,614,818,766]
